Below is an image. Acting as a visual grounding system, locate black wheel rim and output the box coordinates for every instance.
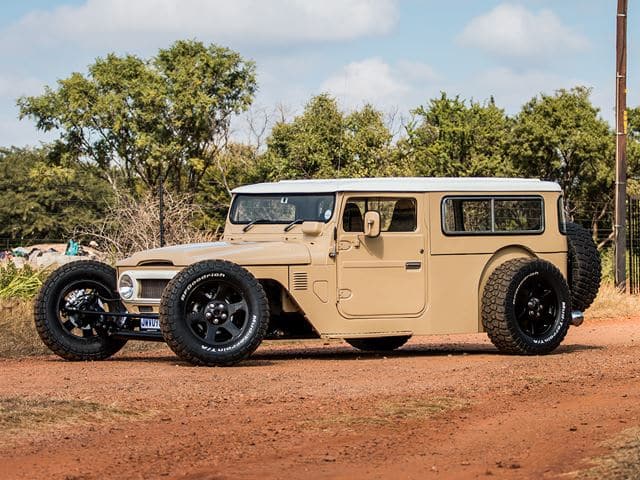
[514,275,559,339]
[183,279,249,347]
[56,279,115,340]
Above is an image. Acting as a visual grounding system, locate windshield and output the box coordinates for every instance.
[229,194,336,224]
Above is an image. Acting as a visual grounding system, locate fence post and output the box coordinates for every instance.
[159,175,165,248]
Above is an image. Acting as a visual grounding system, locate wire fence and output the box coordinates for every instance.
[0,238,69,250]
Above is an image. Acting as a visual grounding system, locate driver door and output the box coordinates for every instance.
[336,195,426,317]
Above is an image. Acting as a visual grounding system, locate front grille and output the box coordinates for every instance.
[139,279,169,299]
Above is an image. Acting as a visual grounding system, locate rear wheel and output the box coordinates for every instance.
[482,258,571,355]
[345,335,410,352]
[160,260,269,366]
[34,260,127,361]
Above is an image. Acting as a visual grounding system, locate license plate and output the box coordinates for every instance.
[140,317,160,330]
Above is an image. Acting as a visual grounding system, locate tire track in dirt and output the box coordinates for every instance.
[1,316,640,479]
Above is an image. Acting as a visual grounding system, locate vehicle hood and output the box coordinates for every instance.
[117,241,311,268]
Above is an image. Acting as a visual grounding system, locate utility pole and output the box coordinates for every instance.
[615,0,628,290]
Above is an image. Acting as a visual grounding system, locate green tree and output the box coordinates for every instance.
[507,87,614,234]
[398,93,512,177]
[340,105,394,177]
[0,147,112,242]
[263,95,393,180]
[18,40,256,194]
[625,106,640,196]
[197,143,265,230]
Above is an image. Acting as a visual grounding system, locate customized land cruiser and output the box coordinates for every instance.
[35,177,601,366]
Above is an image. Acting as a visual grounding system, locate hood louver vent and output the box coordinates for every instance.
[292,272,308,291]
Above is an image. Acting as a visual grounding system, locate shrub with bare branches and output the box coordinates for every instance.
[78,191,217,264]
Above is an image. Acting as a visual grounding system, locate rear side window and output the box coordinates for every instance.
[343,197,417,232]
[442,196,544,235]
[558,196,567,234]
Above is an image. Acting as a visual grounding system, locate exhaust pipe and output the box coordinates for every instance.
[571,310,584,327]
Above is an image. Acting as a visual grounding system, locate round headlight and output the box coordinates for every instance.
[118,274,134,299]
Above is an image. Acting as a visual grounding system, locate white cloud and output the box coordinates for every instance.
[457,3,589,61]
[1,0,398,51]
[320,58,438,110]
[452,67,589,114]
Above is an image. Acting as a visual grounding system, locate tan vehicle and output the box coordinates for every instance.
[35,177,601,365]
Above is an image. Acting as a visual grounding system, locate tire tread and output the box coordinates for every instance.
[159,260,269,366]
[481,258,570,355]
[34,260,127,361]
[566,222,601,311]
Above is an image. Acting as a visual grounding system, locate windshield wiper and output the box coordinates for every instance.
[242,219,271,232]
[284,219,306,232]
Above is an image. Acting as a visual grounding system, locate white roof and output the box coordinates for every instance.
[232,177,561,194]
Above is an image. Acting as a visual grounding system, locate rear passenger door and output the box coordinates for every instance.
[336,195,426,318]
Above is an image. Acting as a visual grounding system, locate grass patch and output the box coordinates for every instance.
[0,298,167,358]
[0,396,142,434]
[586,283,640,319]
[0,299,49,357]
[308,397,466,429]
[578,427,640,479]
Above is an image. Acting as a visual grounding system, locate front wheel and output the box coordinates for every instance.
[34,260,128,361]
[481,258,571,355]
[159,260,270,366]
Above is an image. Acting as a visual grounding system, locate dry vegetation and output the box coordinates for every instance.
[0,396,142,440]
[579,427,640,479]
[585,283,640,319]
[0,299,48,357]
[79,191,217,264]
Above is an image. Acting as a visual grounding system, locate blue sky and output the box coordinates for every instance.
[0,0,634,147]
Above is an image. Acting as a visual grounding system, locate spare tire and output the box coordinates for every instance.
[566,222,601,311]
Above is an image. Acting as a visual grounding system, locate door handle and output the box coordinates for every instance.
[405,261,422,270]
[338,239,360,250]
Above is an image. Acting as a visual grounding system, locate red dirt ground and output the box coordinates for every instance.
[2,316,640,480]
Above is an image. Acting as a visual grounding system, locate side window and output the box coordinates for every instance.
[443,199,492,233]
[494,199,543,231]
[342,200,365,232]
[558,196,567,234]
[343,197,417,232]
[442,197,544,235]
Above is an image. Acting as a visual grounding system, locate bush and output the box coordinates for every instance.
[0,263,48,300]
[600,247,614,284]
[80,191,217,264]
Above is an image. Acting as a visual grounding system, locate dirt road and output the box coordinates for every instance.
[2,316,640,480]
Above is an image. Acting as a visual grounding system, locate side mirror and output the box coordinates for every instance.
[301,221,323,236]
[363,211,381,238]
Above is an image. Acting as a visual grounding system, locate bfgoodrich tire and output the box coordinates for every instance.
[566,222,601,311]
[159,260,269,366]
[34,260,127,361]
[482,258,571,355]
[345,336,410,352]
